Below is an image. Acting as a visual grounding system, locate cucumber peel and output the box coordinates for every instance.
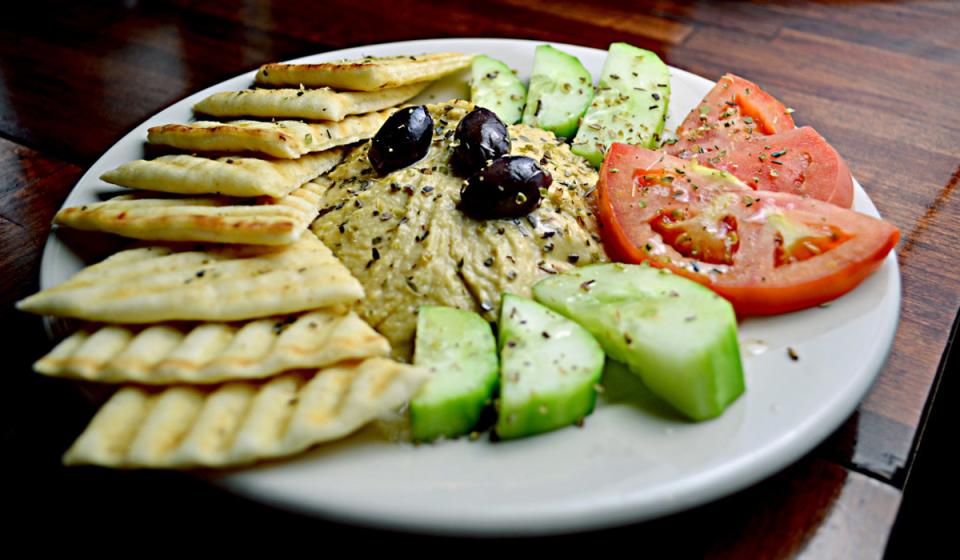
[533,263,744,421]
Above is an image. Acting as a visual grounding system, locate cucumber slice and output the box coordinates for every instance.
[411,306,499,442]
[521,45,595,139]
[572,43,671,167]
[495,294,604,439]
[470,55,526,125]
[532,263,744,421]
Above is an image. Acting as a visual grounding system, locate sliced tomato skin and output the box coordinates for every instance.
[597,143,899,316]
[666,74,851,208]
[668,74,795,160]
[711,126,855,209]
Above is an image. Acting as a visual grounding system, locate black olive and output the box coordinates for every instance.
[451,107,511,176]
[460,156,551,219]
[368,106,433,175]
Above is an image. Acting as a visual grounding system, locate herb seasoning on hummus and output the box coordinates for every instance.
[312,100,608,359]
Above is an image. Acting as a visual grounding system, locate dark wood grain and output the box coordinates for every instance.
[2,0,958,554]
[0,138,80,305]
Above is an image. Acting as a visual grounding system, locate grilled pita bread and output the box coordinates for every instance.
[53,181,326,246]
[62,358,429,468]
[100,150,343,198]
[147,111,390,159]
[193,82,426,120]
[17,234,363,323]
[35,309,389,385]
[255,53,473,91]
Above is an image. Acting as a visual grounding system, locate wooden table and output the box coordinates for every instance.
[2,0,957,553]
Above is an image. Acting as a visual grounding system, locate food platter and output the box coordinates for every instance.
[38,38,901,535]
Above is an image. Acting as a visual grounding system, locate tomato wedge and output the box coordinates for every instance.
[666,75,852,208]
[711,127,854,208]
[667,74,795,160]
[597,143,899,315]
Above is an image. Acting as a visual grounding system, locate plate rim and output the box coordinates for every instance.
[37,36,902,536]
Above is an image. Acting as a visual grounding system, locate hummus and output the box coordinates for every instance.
[312,100,608,359]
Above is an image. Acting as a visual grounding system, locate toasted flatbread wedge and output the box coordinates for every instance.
[53,181,326,245]
[62,358,429,468]
[255,53,474,91]
[193,82,426,120]
[100,150,343,198]
[35,309,390,385]
[17,235,363,323]
[147,110,391,159]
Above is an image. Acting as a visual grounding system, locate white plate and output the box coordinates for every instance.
[40,38,901,536]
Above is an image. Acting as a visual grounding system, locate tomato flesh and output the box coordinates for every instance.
[597,143,899,315]
[651,210,739,265]
[773,223,851,267]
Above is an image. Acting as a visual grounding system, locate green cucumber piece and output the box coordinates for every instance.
[533,263,744,421]
[521,45,595,139]
[411,306,499,442]
[495,294,605,439]
[470,55,526,125]
[572,43,671,167]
